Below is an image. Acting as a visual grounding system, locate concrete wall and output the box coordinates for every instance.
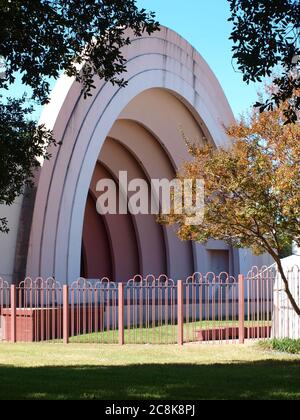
[239,249,274,277]
[0,199,22,284]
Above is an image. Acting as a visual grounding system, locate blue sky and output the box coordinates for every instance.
[137,0,260,118]
[6,0,261,121]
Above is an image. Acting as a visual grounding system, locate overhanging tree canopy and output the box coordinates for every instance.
[0,0,159,103]
[0,0,159,233]
[229,0,300,123]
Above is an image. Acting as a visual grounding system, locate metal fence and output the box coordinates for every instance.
[0,268,277,345]
[123,275,177,345]
[0,278,9,342]
[183,272,239,344]
[245,266,275,340]
[69,278,118,344]
[273,265,300,339]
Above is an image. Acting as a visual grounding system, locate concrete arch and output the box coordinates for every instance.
[88,162,140,281]
[99,138,168,279]
[82,192,113,279]
[26,26,235,283]
[106,118,195,279]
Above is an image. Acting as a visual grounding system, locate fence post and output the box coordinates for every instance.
[177,280,184,346]
[238,274,245,344]
[10,284,16,343]
[118,283,125,345]
[63,285,69,344]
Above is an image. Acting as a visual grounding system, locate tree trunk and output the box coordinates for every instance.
[276,258,300,317]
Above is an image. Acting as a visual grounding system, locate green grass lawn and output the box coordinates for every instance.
[69,320,271,344]
[0,341,299,400]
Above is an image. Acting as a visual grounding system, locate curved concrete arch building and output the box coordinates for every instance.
[0,27,272,284]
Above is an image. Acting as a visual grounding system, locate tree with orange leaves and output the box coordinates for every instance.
[163,92,300,316]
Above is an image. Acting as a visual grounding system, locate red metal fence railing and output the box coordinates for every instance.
[245,267,275,341]
[0,278,10,342]
[16,278,63,343]
[124,275,177,344]
[0,268,278,344]
[68,278,118,344]
[183,272,239,344]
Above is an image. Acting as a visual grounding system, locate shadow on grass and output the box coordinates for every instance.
[0,361,299,400]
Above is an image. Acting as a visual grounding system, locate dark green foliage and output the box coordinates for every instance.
[229,0,300,123]
[0,1,159,232]
[279,242,293,259]
[0,96,56,232]
[0,0,159,104]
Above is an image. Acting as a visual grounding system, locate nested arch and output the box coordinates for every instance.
[82,192,113,279]
[26,26,234,284]
[83,162,140,281]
